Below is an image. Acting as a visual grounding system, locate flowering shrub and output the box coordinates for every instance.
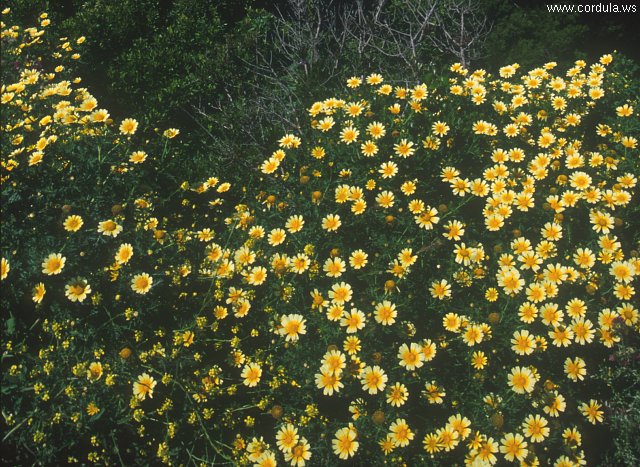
[2,9,639,466]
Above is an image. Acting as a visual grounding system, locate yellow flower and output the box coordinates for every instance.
[260,157,279,174]
[323,257,346,278]
[130,151,147,164]
[462,325,484,346]
[163,128,180,138]
[389,418,414,447]
[616,103,633,117]
[471,351,487,370]
[86,403,100,416]
[285,215,304,233]
[241,363,262,387]
[360,365,387,394]
[115,243,134,264]
[367,121,386,139]
[346,101,364,117]
[589,210,614,234]
[333,426,358,459]
[442,312,461,332]
[32,283,46,303]
[131,273,153,294]
[268,228,286,246]
[360,140,378,157]
[430,279,451,300]
[522,414,549,443]
[621,136,637,149]
[0,257,9,281]
[87,362,103,380]
[610,260,634,283]
[386,382,409,407]
[500,433,528,462]
[485,287,499,302]
[340,308,365,333]
[507,366,536,394]
[379,161,398,178]
[511,329,536,355]
[91,109,110,122]
[398,343,424,370]
[63,215,83,232]
[600,54,613,64]
[443,220,465,241]
[543,392,566,417]
[496,267,524,294]
[315,368,343,396]
[376,190,395,208]
[322,214,341,232]
[28,151,44,166]
[318,117,334,132]
[65,278,91,302]
[98,219,123,237]
[411,84,427,100]
[432,121,450,136]
[42,253,66,275]
[374,301,397,326]
[339,125,359,144]
[366,73,383,85]
[278,133,301,149]
[119,118,138,135]
[320,350,346,375]
[290,254,310,274]
[182,331,194,347]
[276,423,299,452]
[436,425,459,451]
[564,357,586,381]
[279,314,306,342]
[346,76,362,88]
[133,373,157,400]
[394,139,415,158]
[283,437,311,466]
[415,207,439,230]
[343,336,361,355]
[579,399,604,424]
[422,433,442,454]
[246,266,267,285]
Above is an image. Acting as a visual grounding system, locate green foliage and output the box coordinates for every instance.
[2,5,639,467]
[593,334,640,466]
[482,1,589,68]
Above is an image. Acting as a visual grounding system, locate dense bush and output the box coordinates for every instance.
[8,0,638,192]
[2,8,639,466]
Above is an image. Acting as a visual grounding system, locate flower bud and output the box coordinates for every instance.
[372,410,385,425]
[490,412,504,429]
[270,405,284,419]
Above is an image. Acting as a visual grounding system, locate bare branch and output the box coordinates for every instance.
[342,0,439,77]
[428,0,490,68]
